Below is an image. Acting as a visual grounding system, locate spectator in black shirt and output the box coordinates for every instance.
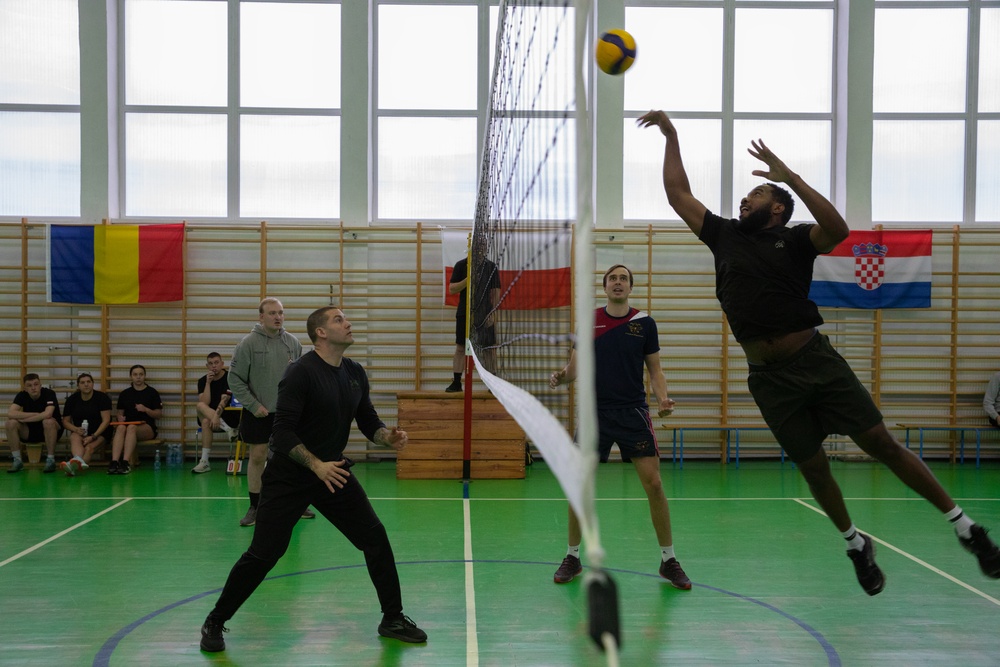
[199,306,426,653]
[638,109,1000,592]
[191,352,239,474]
[6,373,62,473]
[59,372,112,476]
[109,364,162,475]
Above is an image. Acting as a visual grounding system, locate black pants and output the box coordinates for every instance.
[210,455,403,621]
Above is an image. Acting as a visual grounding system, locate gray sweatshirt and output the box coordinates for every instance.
[984,371,1000,422]
[229,323,303,415]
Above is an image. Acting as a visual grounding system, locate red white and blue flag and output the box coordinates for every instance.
[809,230,932,309]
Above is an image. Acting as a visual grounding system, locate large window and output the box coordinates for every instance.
[122,0,341,219]
[623,1,836,223]
[0,0,80,217]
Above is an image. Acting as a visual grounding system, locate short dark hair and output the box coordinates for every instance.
[76,372,94,384]
[206,352,222,361]
[306,306,340,343]
[129,364,146,375]
[766,183,795,225]
[22,373,39,383]
[603,264,633,288]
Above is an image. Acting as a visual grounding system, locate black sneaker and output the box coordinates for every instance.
[445,380,462,393]
[659,557,692,590]
[847,534,886,596]
[200,617,228,652]
[106,460,119,475]
[959,525,1000,578]
[119,461,131,475]
[553,554,583,583]
[378,614,427,643]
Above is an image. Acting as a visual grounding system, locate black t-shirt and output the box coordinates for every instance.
[116,385,162,432]
[270,351,385,463]
[699,211,823,342]
[13,388,61,422]
[64,391,113,434]
[451,257,500,327]
[197,370,240,428]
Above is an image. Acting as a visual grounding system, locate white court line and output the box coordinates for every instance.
[792,497,1000,606]
[0,498,132,569]
[464,496,479,667]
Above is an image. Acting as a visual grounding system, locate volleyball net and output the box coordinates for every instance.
[467,0,619,657]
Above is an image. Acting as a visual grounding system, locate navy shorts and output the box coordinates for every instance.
[596,407,660,463]
[747,333,883,463]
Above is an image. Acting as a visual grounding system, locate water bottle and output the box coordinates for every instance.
[81,419,89,436]
[154,449,162,470]
[168,443,181,467]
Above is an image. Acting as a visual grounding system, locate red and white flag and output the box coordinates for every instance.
[441,229,572,309]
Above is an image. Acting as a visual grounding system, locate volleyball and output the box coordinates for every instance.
[595,29,636,76]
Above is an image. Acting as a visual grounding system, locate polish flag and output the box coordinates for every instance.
[809,230,932,309]
[441,229,572,309]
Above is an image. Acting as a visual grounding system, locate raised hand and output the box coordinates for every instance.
[748,139,794,184]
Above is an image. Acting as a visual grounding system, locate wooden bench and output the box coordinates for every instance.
[662,424,780,468]
[895,423,999,467]
[395,391,526,479]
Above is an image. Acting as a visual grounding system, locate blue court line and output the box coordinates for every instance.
[93,559,839,666]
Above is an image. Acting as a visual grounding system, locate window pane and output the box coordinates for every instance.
[874,9,967,113]
[873,120,964,223]
[241,115,340,218]
[976,120,1000,222]
[492,4,576,112]
[378,5,477,110]
[733,120,831,223]
[980,9,1000,113]
[0,111,80,216]
[125,113,227,217]
[241,2,341,109]
[0,0,79,104]
[125,0,227,106]
[378,118,477,220]
[624,118,721,220]
[625,8,722,113]
[735,9,832,113]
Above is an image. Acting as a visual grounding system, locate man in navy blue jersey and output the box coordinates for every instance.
[549,264,691,590]
[638,109,1000,594]
[200,306,426,652]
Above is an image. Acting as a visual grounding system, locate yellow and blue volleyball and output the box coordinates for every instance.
[595,29,636,76]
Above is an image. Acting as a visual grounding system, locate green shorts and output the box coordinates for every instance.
[746,333,883,463]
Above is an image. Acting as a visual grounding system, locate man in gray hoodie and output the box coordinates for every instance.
[230,297,306,527]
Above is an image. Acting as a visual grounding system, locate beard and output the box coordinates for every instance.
[738,207,771,233]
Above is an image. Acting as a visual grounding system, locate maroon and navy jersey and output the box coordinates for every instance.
[593,307,660,409]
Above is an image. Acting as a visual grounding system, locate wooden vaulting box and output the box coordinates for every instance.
[395,391,527,479]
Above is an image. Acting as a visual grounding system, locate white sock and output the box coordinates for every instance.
[201,447,212,463]
[945,505,974,539]
[12,451,22,461]
[567,544,580,558]
[46,455,55,461]
[661,545,676,562]
[842,525,866,551]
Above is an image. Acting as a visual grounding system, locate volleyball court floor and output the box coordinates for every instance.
[2,458,998,666]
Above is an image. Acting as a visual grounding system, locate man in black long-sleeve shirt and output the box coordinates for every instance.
[200,306,427,652]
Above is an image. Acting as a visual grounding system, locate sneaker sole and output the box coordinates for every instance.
[200,640,225,652]
[663,578,692,591]
[377,628,427,643]
[553,569,583,584]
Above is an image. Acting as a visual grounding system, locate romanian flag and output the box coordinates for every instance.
[47,223,185,304]
[441,229,572,310]
[809,230,932,309]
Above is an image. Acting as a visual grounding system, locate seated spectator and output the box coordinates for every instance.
[59,372,113,476]
[985,370,1000,429]
[6,373,62,473]
[192,352,240,474]
[109,365,163,475]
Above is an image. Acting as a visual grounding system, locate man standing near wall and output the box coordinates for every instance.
[229,298,312,526]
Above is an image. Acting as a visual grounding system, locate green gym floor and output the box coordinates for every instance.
[2,459,998,667]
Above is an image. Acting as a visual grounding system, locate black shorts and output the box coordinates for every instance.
[455,314,496,348]
[747,333,883,463]
[239,412,275,445]
[596,407,660,463]
[24,421,64,443]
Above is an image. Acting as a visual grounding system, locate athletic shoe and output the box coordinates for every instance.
[191,460,211,474]
[300,508,316,519]
[847,534,886,596]
[8,459,24,473]
[200,617,228,652]
[60,460,79,477]
[107,460,119,475]
[659,558,692,590]
[959,525,1000,578]
[377,614,427,643]
[78,460,89,471]
[239,506,257,527]
[43,458,57,473]
[445,380,462,393]
[553,555,583,583]
[119,461,131,475]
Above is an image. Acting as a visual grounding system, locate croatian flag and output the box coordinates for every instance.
[441,229,571,309]
[809,230,932,309]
